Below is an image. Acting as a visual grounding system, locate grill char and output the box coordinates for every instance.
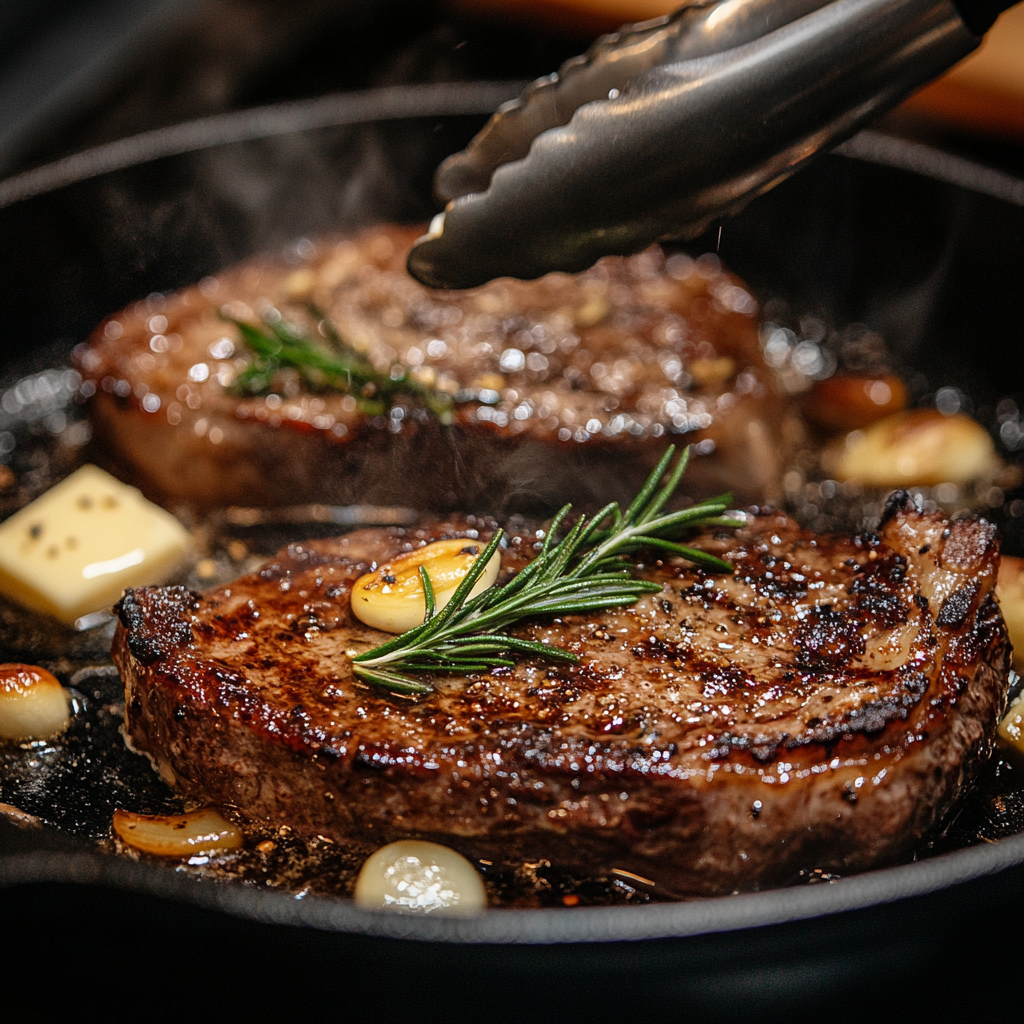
[114,504,1010,898]
[77,224,785,513]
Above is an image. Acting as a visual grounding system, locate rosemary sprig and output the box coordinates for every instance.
[352,445,739,694]
[225,308,454,423]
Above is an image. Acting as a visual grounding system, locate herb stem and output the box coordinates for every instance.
[225,310,455,423]
[352,445,740,694]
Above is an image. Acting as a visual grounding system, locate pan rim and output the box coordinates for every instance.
[2,826,1022,943]
[0,81,1021,211]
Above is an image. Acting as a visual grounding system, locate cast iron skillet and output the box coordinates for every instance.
[1,84,1022,1017]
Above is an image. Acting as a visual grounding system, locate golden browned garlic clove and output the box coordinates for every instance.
[830,410,999,487]
[0,663,70,741]
[354,840,487,915]
[997,555,1024,673]
[112,807,243,857]
[351,538,501,633]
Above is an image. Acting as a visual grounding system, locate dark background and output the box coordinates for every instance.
[3,0,1022,181]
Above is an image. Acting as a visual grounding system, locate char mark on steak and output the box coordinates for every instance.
[113,504,1009,898]
[78,225,784,513]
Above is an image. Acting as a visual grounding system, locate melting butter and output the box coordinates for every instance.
[0,464,191,625]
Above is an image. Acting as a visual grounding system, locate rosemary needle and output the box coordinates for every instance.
[352,445,740,695]
[225,309,455,423]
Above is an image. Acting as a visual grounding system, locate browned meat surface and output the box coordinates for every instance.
[77,224,784,513]
[113,494,1009,898]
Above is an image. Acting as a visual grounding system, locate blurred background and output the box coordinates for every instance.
[2,0,1022,183]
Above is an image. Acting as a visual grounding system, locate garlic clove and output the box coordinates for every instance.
[997,555,1024,673]
[830,410,999,488]
[804,373,907,432]
[0,663,70,741]
[351,538,501,633]
[354,840,487,915]
[112,807,243,857]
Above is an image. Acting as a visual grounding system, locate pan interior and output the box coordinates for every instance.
[1,88,1023,941]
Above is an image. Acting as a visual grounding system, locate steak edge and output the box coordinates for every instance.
[114,496,1010,898]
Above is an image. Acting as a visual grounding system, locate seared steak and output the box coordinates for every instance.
[77,224,784,513]
[113,494,1009,898]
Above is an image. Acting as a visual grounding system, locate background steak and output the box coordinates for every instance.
[113,494,1010,898]
[78,224,784,513]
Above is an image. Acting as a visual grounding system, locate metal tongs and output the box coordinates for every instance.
[408,0,1011,289]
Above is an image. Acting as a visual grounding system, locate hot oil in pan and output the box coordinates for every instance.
[0,669,654,908]
[0,346,1022,908]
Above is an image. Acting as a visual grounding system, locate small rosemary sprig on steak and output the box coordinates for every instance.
[226,309,454,423]
[352,446,740,694]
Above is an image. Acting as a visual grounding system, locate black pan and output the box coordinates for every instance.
[1,84,1022,1018]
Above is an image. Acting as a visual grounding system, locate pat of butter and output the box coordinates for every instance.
[0,464,191,625]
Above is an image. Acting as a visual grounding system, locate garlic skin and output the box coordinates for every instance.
[0,663,70,741]
[112,807,243,857]
[831,410,999,488]
[351,539,501,633]
[354,840,487,915]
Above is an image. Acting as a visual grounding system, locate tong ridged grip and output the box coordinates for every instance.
[409,0,979,289]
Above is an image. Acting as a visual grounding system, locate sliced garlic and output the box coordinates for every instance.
[354,840,487,915]
[831,410,999,487]
[0,663,70,741]
[997,555,1024,673]
[351,538,500,633]
[112,807,243,857]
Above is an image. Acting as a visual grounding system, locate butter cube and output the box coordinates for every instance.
[0,464,191,625]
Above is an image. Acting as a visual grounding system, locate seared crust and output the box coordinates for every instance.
[114,501,1009,897]
[78,225,784,512]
